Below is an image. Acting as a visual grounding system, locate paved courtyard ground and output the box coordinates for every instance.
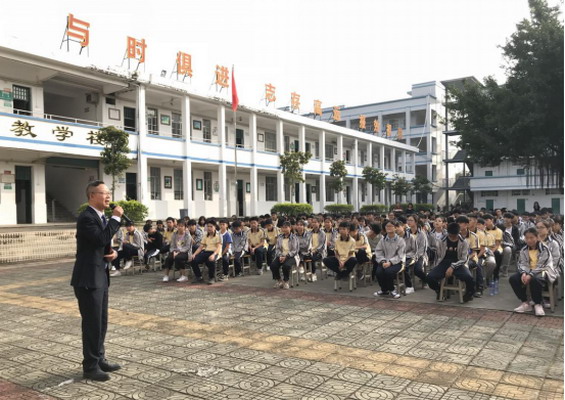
[0,259,563,399]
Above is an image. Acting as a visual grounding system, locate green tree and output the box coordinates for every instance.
[279,151,312,203]
[411,175,433,203]
[391,175,412,199]
[446,0,563,187]
[97,126,132,199]
[329,160,347,196]
[362,166,387,192]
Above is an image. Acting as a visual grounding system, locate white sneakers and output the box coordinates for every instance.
[162,275,170,282]
[110,270,121,277]
[514,302,533,313]
[405,287,415,295]
[311,275,318,282]
[534,304,545,317]
[390,290,401,299]
[257,268,264,275]
[274,281,281,288]
[373,290,400,299]
[123,260,133,270]
[176,275,188,282]
[298,266,305,274]
[283,282,290,290]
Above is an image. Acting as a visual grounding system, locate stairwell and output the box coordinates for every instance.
[46,194,77,223]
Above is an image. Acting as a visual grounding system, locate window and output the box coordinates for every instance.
[345,150,351,163]
[325,144,334,161]
[325,183,335,202]
[517,168,525,175]
[315,141,320,158]
[511,190,521,196]
[546,188,564,195]
[431,165,437,182]
[294,140,299,153]
[105,97,116,105]
[172,113,182,138]
[174,169,183,200]
[431,137,437,153]
[13,85,31,115]
[124,107,136,132]
[147,108,158,134]
[202,119,211,142]
[485,170,493,177]
[360,183,366,202]
[236,128,244,147]
[264,132,276,152]
[481,191,498,197]
[431,110,438,127]
[150,167,161,200]
[265,176,277,201]
[204,171,212,200]
[284,136,290,152]
[305,142,311,154]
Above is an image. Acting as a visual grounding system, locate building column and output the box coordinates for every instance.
[217,105,227,217]
[337,135,344,204]
[319,130,326,211]
[345,119,351,129]
[249,113,258,215]
[276,120,285,203]
[136,84,148,205]
[181,95,193,216]
[299,125,306,204]
[353,139,359,211]
[377,113,383,135]
[367,142,373,204]
[405,109,411,136]
[403,151,407,174]
[391,148,396,173]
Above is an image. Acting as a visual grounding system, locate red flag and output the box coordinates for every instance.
[231,66,239,112]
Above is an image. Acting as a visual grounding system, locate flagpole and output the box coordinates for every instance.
[232,65,238,217]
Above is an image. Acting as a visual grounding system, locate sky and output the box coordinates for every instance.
[1,0,562,113]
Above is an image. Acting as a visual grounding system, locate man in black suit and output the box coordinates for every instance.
[71,180,123,381]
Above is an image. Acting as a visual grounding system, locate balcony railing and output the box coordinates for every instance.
[43,112,105,128]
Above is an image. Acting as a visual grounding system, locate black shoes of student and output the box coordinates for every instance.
[83,369,110,381]
[463,292,475,303]
[99,360,121,372]
[473,291,483,298]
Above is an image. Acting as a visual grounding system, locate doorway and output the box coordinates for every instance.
[306,183,312,204]
[16,166,32,224]
[236,129,244,148]
[126,173,137,200]
[295,183,300,203]
[237,180,244,216]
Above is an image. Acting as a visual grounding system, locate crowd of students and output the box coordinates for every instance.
[108,206,564,317]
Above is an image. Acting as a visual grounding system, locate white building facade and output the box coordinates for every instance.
[317,80,461,206]
[0,46,418,225]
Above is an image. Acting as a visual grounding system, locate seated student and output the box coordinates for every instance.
[295,220,312,279]
[322,218,337,257]
[156,220,165,234]
[510,227,558,317]
[350,223,371,264]
[323,221,357,281]
[143,223,163,266]
[161,217,176,254]
[162,220,192,282]
[111,221,144,276]
[366,223,382,255]
[191,219,222,285]
[373,220,406,299]
[307,217,326,281]
[404,214,428,294]
[427,222,475,302]
[264,219,279,271]
[230,220,248,276]
[271,221,299,289]
[188,219,203,254]
[248,217,267,275]
[476,217,497,291]
[484,214,508,284]
[457,215,483,297]
[427,216,447,267]
[218,219,233,281]
[536,219,563,274]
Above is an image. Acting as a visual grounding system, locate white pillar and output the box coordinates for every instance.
[379,145,385,170]
[276,120,285,203]
[403,151,407,174]
[405,109,411,136]
[299,125,306,204]
[136,85,148,205]
[337,135,344,204]
[249,113,258,215]
[182,95,193,216]
[377,113,383,135]
[391,148,396,173]
[353,139,359,211]
[217,105,227,217]
[319,130,326,211]
[367,142,373,204]
[345,119,351,129]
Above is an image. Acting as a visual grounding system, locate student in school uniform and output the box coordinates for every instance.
[162,220,192,282]
[110,221,144,276]
[248,217,267,275]
[373,220,406,299]
[264,219,279,271]
[230,220,248,276]
[307,217,326,281]
[191,219,222,285]
[510,227,557,317]
[404,214,428,294]
[218,219,233,281]
[271,221,299,289]
[323,221,358,281]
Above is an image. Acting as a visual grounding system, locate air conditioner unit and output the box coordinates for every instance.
[86,93,99,104]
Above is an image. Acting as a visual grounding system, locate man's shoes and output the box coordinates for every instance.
[311,274,317,282]
[473,291,482,298]
[534,304,545,317]
[83,369,110,381]
[390,290,401,299]
[162,275,170,282]
[463,292,474,303]
[282,282,290,290]
[374,290,389,297]
[176,275,188,282]
[123,260,133,270]
[99,360,121,373]
[514,302,533,313]
[405,287,415,295]
[110,270,121,277]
